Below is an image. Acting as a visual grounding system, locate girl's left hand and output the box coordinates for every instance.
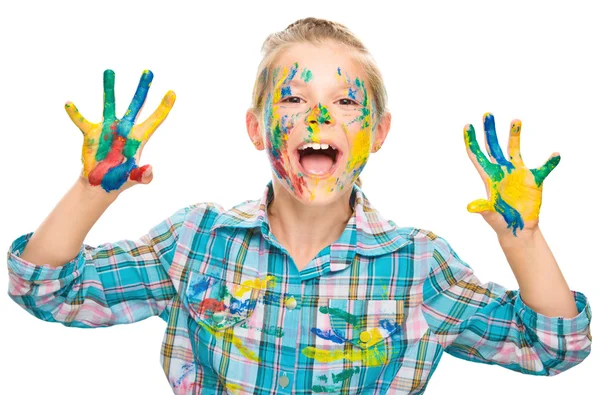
[463,113,561,237]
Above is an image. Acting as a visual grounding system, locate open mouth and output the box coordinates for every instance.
[294,143,342,178]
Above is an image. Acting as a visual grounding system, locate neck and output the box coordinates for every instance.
[267,178,354,259]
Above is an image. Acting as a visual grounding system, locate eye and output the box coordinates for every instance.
[280,96,304,104]
[337,98,359,106]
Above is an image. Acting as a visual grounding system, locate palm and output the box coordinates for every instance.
[66,69,175,192]
[464,113,560,237]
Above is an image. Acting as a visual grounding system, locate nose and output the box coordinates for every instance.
[305,103,336,126]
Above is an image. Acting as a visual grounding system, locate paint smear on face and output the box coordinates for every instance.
[301,67,313,82]
[262,63,374,200]
[263,63,308,196]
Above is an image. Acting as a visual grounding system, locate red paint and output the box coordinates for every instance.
[129,164,149,182]
[88,133,126,186]
[198,298,226,315]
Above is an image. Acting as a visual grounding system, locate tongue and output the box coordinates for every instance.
[300,154,334,175]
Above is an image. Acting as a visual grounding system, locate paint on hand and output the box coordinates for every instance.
[66,69,175,192]
[464,113,559,236]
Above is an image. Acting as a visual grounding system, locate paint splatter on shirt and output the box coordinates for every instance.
[7,181,592,394]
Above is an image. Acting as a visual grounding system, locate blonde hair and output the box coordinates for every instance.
[251,17,389,189]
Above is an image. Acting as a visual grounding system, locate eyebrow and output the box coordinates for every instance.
[285,79,356,90]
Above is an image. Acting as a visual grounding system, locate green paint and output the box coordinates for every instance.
[301,68,313,83]
[312,384,338,393]
[317,103,331,123]
[332,366,360,383]
[123,138,141,158]
[263,326,285,337]
[464,125,504,182]
[317,374,328,381]
[239,322,284,337]
[531,155,560,187]
[270,123,285,151]
[319,306,358,326]
[103,70,116,120]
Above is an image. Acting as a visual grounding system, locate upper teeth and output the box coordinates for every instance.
[299,143,336,150]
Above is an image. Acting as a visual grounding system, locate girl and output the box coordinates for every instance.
[6,17,592,395]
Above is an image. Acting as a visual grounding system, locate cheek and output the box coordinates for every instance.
[343,123,372,167]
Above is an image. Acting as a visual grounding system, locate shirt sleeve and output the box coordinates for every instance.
[6,205,196,328]
[421,232,592,376]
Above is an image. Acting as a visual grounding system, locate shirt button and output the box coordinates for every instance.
[359,331,371,342]
[279,375,290,388]
[285,296,297,310]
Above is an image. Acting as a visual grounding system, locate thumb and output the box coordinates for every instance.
[129,164,153,185]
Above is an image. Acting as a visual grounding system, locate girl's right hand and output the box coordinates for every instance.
[65,69,176,194]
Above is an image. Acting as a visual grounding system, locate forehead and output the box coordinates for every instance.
[272,42,367,87]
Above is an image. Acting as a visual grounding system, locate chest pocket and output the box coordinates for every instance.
[324,299,404,364]
[185,274,274,330]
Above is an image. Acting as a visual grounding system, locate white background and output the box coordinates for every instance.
[1,0,598,394]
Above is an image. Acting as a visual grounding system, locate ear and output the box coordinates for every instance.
[246,109,264,150]
[371,111,391,153]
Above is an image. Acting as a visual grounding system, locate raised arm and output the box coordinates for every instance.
[7,69,179,327]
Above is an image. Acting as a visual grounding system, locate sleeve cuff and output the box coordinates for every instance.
[6,232,85,281]
[515,290,591,335]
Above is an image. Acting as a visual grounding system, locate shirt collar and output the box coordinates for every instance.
[210,180,412,264]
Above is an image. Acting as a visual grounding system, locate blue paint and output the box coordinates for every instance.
[229,297,257,315]
[189,277,212,297]
[483,114,515,172]
[101,157,136,192]
[281,86,292,97]
[337,67,341,76]
[494,194,525,236]
[283,63,299,85]
[122,70,154,122]
[173,363,195,388]
[263,292,280,304]
[379,319,399,334]
[348,88,357,100]
[311,328,346,344]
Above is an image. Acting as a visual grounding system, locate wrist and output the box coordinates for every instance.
[75,176,120,204]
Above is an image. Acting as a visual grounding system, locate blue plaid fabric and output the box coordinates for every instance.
[7,180,592,394]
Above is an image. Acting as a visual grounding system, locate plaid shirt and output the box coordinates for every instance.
[7,181,592,394]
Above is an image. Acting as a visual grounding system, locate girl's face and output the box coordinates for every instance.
[253,42,387,204]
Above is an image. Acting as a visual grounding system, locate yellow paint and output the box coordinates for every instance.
[197,320,261,363]
[467,167,542,221]
[363,327,384,348]
[232,275,277,298]
[225,382,245,394]
[302,341,388,367]
[346,125,371,173]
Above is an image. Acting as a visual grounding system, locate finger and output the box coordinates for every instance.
[507,119,525,167]
[531,152,561,187]
[134,90,176,141]
[122,69,154,123]
[467,198,494,213]
[103,69,117,121]
[483,113,514,170]
[464,123,502,184]
[129,164,152,183]
[65,101,95,135]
